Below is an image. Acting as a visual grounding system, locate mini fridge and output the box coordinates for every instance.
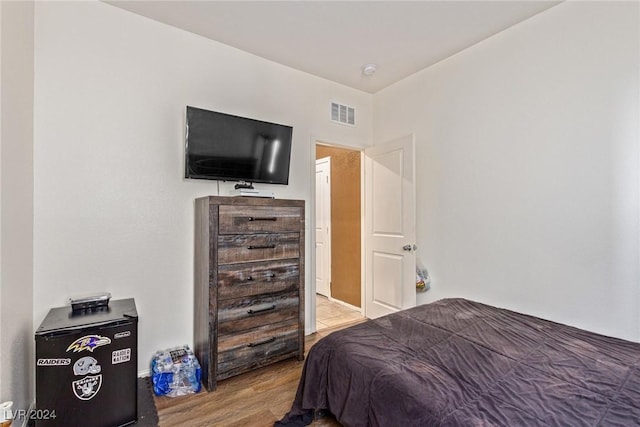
[35,298,138,427]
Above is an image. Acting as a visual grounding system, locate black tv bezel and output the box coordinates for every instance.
[184,106,293,185]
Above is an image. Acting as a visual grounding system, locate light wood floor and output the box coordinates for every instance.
[154,304,366,427]
[316,294,364,331]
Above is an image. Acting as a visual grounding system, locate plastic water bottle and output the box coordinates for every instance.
[151,345,201,397]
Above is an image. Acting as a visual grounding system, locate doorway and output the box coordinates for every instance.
[314,143,365,331]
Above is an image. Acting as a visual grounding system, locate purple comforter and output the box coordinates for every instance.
[278,298,640,426]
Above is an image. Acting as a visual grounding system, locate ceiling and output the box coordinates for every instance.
[105,1,561,93]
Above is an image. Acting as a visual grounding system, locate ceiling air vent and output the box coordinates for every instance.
[331,102,355,126]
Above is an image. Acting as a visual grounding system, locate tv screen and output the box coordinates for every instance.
[185,106,293,184]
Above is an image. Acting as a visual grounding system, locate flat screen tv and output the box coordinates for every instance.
[185,106,293,185]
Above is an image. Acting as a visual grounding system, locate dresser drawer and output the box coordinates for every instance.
[218,260,299,300]
[219,206,302,234]
[218,233,299,264]
[217,319,299,379]
[218,292,299,335]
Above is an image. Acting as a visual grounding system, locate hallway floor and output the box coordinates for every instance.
[315,294,365,331]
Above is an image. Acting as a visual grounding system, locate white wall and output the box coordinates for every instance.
[1,0,35,412]
[33,1,372,374]
[374,1,640,341]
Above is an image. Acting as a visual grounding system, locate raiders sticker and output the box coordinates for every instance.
[66,335,111,353]
[112,348,131,364]
[73,356,102,376]
[114,331,131,339]
[72,374,102,400]
[37,358,71,366]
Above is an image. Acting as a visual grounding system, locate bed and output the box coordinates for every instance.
[277,298,640,426]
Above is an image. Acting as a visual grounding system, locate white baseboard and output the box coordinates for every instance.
[138,369,150,378]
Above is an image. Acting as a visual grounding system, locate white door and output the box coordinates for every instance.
[364,135,416,318]
[315,157,332,297]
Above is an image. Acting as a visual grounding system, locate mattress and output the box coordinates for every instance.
[277,298,640,426]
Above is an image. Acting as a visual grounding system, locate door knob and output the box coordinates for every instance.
[402,244,418,252]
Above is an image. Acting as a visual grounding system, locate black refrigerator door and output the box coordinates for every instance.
[36,320,138,427]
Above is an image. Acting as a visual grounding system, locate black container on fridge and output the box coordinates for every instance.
[35,298,138,427]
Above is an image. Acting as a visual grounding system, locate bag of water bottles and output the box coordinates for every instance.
[151,345,202,397]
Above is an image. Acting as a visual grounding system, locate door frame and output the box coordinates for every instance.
[308,137,366,335]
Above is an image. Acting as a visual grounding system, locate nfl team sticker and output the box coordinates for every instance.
[66,335,111,353]
[37,358,71,366]
[73,357,102,375]
[112,348,131,364]
[71,356,104,401]
[72,374,102,401]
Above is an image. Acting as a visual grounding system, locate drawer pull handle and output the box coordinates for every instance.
[248,217,278,222]
[247,304,276,315]
[247,245,276,250]
[247,336,276,347]
[245,274,275,282]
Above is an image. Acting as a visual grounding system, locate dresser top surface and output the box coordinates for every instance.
[197,196,305,208]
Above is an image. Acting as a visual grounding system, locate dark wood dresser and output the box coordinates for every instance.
[194,196,305,391]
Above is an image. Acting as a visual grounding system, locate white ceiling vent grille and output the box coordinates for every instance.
[331,102,355,126]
